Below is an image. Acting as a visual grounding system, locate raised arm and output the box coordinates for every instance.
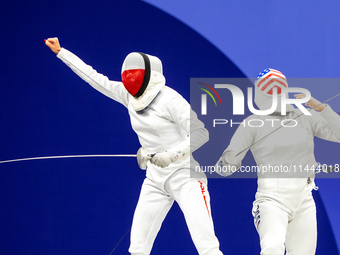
[295,94,340,142]
[44,37,129,107]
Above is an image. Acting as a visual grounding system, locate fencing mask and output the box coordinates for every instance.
[121,52,165,111]
[254,68,294,113]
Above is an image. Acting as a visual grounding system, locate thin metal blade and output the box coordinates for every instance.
[0,154,137,164]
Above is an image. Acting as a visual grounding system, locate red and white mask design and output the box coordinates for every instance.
[254,68,293,112]
[121,52,162,98]
[255,68,288,96]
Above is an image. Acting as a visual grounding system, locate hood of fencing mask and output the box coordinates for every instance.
[254,68,294,113]
[121,52,165,111]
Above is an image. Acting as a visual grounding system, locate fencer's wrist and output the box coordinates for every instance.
[215,158,233,177]
[165,151,177,161]
[167,138,190,161]
[150,151,177,168]
[55,47,61,55]
[221,150,242,170]
[221,151,232,165]
[315,104,326,112]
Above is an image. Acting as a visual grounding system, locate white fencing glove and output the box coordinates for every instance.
[150,138,190,168]
[215,151,241,177]
[150,151,177,168]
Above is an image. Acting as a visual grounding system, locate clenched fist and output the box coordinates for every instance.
[150,151,177,168]
[294,94,326,112]
[45,37,61,54]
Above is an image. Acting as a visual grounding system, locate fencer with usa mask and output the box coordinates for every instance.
[45,37,223,255]
[215,68,340,255]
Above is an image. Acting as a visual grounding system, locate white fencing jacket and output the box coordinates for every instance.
[226,107,340,211]
[57,48,208,184]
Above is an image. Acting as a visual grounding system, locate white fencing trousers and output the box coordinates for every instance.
[252,193,317,255]
[129,174,222,255]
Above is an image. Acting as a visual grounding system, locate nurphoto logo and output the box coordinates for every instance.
[200,84,311,116]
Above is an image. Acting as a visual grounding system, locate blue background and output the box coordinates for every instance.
[1,0,340,254]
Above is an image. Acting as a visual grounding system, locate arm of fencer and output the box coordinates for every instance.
[57,48,129,107]
[150,138,190,168]
[149,92,207,168]
[313,104,340,142]
[215,151,242,177]
[168,137,190,160]
[189,109,209,152]
[215,117,254,177]
[166,92,209,152]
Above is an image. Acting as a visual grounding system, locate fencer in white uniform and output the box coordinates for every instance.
[45,38,223,255]
[216,68,340,255]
